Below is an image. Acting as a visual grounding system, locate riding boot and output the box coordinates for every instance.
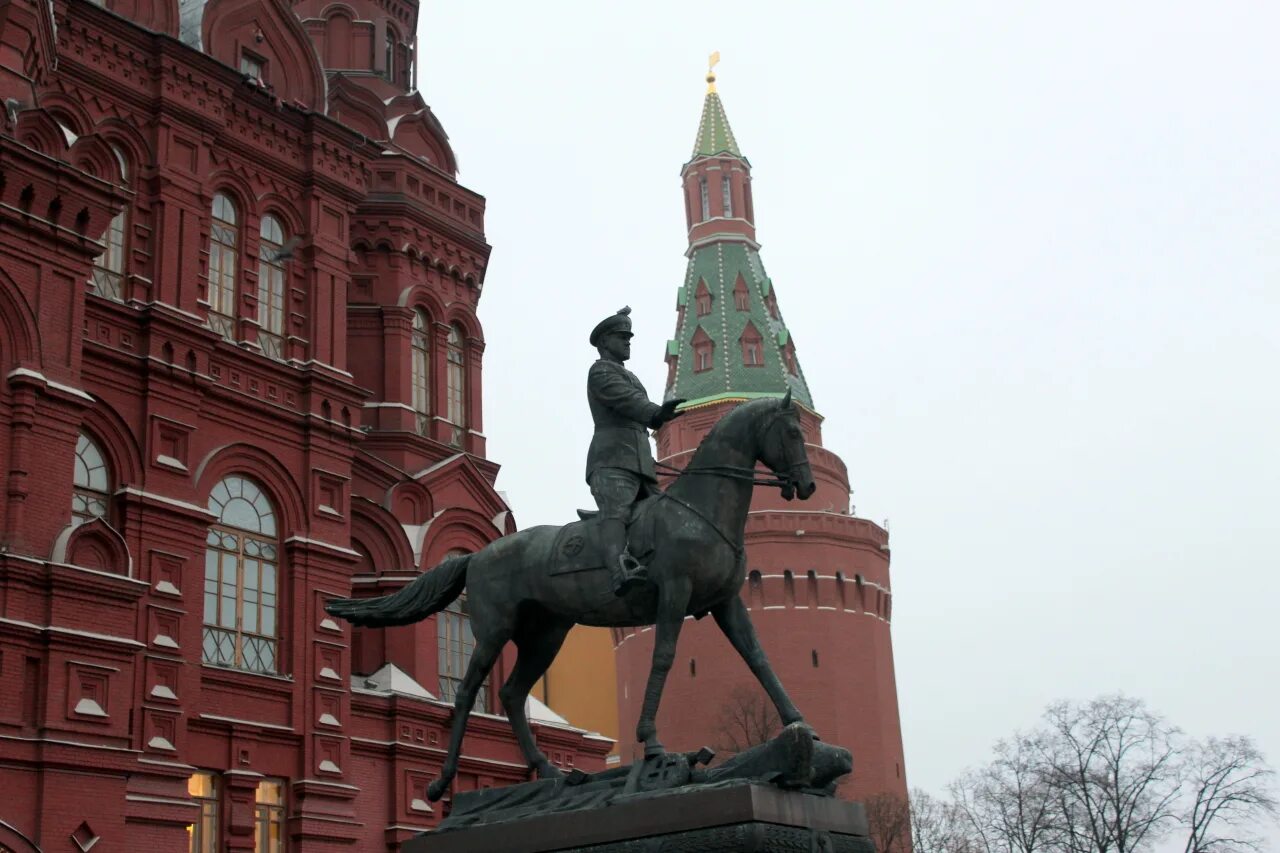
[601,518,647,596]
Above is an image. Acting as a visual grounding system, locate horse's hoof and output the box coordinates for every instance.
[427,777,449,802]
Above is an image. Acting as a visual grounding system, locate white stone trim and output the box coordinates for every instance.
[6,367,95,401]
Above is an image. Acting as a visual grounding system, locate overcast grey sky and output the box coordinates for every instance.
[418,2,1279,843]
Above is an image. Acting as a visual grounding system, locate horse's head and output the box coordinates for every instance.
[758,389,816,501]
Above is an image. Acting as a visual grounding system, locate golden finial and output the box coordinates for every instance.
[706,51,720,93]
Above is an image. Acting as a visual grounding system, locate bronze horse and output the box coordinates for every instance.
[325,392,816,800]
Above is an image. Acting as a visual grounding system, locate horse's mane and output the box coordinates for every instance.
[698,396,784,446]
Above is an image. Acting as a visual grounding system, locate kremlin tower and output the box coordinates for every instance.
[611,64,910,805]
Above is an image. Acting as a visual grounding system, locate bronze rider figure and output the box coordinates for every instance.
[586,307,685,595]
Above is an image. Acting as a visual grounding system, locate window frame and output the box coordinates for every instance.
[187,771,220,853]
[90,144,130,301]
[208,192,240,340]
[257,214,287,360]
[384,29,396,83]
[721,175,733,217]
[240,51,266,83]
[445,324,467,443]
[411,308,432,434]
[72,432,111,526]
[437,552,487,712]
[202,476,282,675]
[254,779,286,853]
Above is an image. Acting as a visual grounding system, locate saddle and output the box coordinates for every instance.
[552,496,660,576]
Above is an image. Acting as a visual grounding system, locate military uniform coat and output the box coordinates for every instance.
[585,359,662,484]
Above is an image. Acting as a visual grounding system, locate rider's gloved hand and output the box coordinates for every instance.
[651,398,687,428]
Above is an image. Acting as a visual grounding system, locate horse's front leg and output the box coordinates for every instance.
[711,594,803,726]
[636,575,692,757]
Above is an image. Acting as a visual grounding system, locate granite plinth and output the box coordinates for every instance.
[403,782,874,853]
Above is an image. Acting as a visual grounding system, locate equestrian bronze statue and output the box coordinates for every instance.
[326,314,817,803]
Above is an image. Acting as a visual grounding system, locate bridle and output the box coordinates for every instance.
[651,410,810,556]
[653,410,807,490]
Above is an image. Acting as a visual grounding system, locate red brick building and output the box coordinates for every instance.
[0,0,609,849]
[612,72,909,807]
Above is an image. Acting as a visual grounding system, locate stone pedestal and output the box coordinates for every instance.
[403,782,874,853]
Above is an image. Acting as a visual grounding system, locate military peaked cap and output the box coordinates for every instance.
[589,306,634,346]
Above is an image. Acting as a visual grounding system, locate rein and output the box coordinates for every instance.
[655,489,744,558]
[654,460,790,488]
[647,406,810,561]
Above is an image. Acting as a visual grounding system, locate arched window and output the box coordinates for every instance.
[91,145,129,301]
[445,324,466,445]
[384,30,396,83]
[699,177,710,221]
[438,551,487,712]
[411,309,431,434]
[72,432,110,525]
[203,476,280,674]
[257,215,286,360]
[721,175,733,217]
[208,193,239,340]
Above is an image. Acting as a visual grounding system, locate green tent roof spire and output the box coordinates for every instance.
[691,62,742,159]
[665,60,815,412]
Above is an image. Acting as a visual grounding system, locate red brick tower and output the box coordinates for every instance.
[613,67,909,805]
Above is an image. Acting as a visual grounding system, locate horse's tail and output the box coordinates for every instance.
[325,553,470,627]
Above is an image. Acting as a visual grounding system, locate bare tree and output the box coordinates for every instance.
[1038,695,1183,853]
[912,787,980,853]
[950,732,1058,853]
[866,791,912,853]
[712,684,781,755]
[1181,735,1278,853]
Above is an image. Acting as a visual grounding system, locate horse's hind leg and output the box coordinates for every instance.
[499,615,572,780]
[427,628,509,802]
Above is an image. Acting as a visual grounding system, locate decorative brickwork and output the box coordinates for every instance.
[0,0,610,849]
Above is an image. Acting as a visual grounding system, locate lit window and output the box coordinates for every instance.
[72,432,110,525]
[241,52,264,83]
[255,780,285,853]
[438,554,487,712]
[91,144,129,301]
[411,309,431,434]
[208,193,238,340]
[445,324,466,445]
[721,176,733,217]
[187,772,219,853]
[257,215,286,360]
[203,477,280,674]
[699,177,710,220]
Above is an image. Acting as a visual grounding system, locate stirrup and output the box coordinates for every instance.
[613,552,648,596]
